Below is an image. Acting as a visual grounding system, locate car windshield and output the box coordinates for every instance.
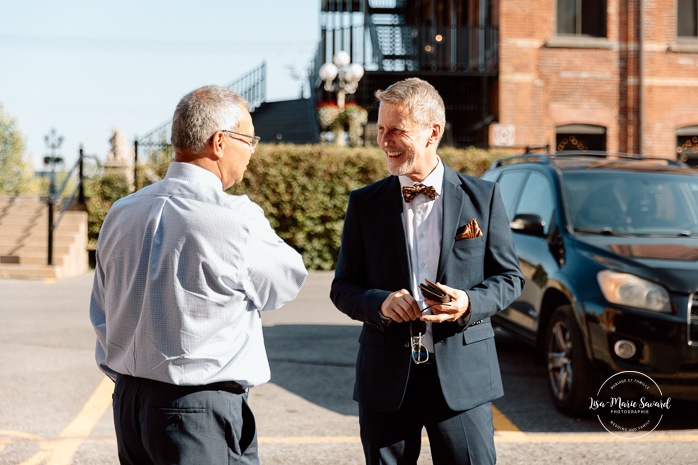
[563,170,698,236]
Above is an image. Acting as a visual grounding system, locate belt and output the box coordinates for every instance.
[118,374,247,395]
[203,380,247,394]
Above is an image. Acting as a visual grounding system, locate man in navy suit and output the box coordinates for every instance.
[330,78,524,465]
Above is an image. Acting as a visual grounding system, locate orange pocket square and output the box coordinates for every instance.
[455,218,483,240]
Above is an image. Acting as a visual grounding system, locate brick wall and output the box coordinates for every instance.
[496,0,698,158]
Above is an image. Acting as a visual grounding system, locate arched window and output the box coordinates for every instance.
[556,124,607,152]
[676,126,698,167]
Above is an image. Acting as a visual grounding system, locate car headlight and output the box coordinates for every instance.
[597,270,671,313]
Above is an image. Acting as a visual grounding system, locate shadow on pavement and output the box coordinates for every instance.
[262,322,698,432]
[494,328,698,433]
[263,324,362,416]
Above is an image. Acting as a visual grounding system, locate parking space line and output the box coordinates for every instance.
[59,376,113,439]
[255,430,698,444]
[494,431,698,443]
[492,405,520,432]
[259,436,362,444]
[12,376,113,465]
[17,450,50,465]
[0,431,41,440]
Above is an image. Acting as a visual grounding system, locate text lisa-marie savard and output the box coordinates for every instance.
[589,397,671,411]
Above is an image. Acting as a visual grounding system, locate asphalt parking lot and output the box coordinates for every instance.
[1,271,697,465]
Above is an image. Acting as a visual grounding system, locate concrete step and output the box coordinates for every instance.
[0,206,46,216]
[0,212,85,224]
[0,198,88,280]
[1,254,67,266]
[0,223,85,234]
[0,263,59,280]
[0,244,72,255]
[0,234,77,246]
[0,196,47,206]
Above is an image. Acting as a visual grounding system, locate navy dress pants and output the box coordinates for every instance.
[113,374,259,465]
[359,363,496,465]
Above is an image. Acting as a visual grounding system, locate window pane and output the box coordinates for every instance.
[516,172,555,234]
[678,0,697,37]
[556,133,607,151]
[498,171,527,221]
[565,171,698,234]
[557,0,576,34]
[677,134,698,167]
[582,0,607,37]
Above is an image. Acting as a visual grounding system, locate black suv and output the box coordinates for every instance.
[481,151,698,416]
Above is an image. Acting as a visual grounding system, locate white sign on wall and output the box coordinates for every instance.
[491,124,515,147]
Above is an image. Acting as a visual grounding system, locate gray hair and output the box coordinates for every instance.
[375,77,446,130]
[171,85,249,153]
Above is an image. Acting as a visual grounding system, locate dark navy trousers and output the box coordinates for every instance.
[358,363,496,465]
[113,374,258,465]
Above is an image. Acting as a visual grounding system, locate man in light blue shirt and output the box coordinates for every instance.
[90,85,308,465]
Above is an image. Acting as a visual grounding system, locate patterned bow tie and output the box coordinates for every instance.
[402,183,437,203]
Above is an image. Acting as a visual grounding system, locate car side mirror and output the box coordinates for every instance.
[510,213,546,237]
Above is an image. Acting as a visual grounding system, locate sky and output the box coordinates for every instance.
[0,0,321,169]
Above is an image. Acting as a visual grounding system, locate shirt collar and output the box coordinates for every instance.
[398,157,444,196]
[165,162,224,190]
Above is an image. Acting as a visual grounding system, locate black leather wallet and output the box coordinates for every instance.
[419,279,452,303]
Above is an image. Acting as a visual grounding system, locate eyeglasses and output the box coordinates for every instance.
[421,302,450,313]
[410,303,451,364]
[221,130,261,151]
[410,321,429,364]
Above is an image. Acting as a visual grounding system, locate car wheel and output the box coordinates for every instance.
[545,305,596,416]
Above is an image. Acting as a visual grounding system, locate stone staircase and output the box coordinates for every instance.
[0,196,89,280]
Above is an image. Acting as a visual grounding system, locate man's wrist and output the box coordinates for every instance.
[457,291,471,326]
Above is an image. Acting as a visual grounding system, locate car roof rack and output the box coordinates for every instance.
[489,150,686,169]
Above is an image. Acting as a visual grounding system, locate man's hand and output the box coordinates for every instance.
[420,283,470,323]
[380,289,422,323]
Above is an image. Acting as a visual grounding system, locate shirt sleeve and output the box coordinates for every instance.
[237,201,308,311]
[89,250,118,381]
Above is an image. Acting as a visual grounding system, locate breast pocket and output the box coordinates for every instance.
[454,235,485,249]
[452,236,486,267]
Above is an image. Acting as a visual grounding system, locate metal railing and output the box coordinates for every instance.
[46,147,100,265]
[314,23,499,74]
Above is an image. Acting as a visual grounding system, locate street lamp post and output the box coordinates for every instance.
[44,129,64,266]
[319,50,364,145]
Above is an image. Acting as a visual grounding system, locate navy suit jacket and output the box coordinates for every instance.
[330,164,524,413]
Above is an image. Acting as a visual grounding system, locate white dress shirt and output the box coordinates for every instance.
[399,159,445,353]
[90,162,308,388]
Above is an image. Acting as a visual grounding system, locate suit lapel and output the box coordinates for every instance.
[437,167,465,280]
[382,177,412,285]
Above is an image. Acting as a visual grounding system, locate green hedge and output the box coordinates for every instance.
[87,144,511,270]
[228,144,510,270]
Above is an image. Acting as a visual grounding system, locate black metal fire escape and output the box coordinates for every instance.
[316,0,499,146]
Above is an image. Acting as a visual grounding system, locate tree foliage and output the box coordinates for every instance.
[86,170,132,250]
[0,104,36,194]
[228,144,510,270]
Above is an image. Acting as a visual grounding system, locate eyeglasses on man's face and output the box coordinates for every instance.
[221,130,261,151]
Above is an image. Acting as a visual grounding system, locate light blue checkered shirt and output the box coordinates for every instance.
[90,162,307,388]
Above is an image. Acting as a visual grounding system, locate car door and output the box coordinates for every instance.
[508,169,557,334]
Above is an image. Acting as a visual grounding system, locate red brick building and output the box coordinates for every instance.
[498,0,698,163]
[315,0,698,164]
